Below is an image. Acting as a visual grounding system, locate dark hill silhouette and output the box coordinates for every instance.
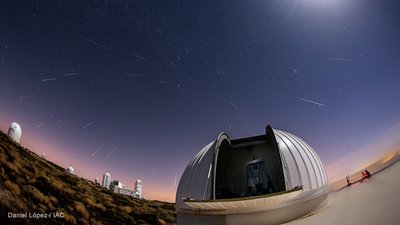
[0,131,176,225]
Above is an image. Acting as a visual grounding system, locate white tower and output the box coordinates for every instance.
[95,178,99,184]
[66,165,75,174]
[102,172,111,189]
[134,179,142,199]
[7,122,22,143]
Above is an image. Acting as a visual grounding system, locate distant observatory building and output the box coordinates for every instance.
[134,179,142,199]
[176,125,328,225]
[7,122,22,143]
[102,172,111,189]
[109,180,124,190]
[66,165,74,174]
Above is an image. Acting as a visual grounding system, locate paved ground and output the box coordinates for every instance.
[284,159,400,225]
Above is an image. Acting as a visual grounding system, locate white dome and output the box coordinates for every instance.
[7,122,22,143]
[176,125,328,225]
[66,165,74,174]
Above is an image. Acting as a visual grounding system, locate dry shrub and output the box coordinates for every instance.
[118,205,132,214]
[74,201,90,220]
[0,188,28,212]
[63,212,77,224]
[62,187,76,197]
[102,195,113,202]
[37,169,47,177]
[38,203,48,213]
[90,217,103,225]
[13,160,22,170]
[5,180,20,195]
[162,211,176,223]
[51,179,75,197]
[103,201,116,209]
[49,195,59,205]
[22,185,50,205]
[28,177,37,184]
[14,197,28,211]
[25,164,37,174]
[157,219,167,225]
[0,153,7,165]
[95,203,106,212]
[84,196,106,212]
[19,167,32,179]
[51,179,64,189]
[0,191,12,208]
[4,161,20,174]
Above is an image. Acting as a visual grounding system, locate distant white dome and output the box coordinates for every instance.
[7,122,22,143]
[176,125,328,225]
[41,152,46,158]
[66,165,74,174]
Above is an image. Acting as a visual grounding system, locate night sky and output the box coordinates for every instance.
[1,0,400,202]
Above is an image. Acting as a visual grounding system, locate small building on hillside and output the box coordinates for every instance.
[7,122,22,143]
[66,165,75,174]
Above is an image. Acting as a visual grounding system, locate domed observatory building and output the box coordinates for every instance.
[176,125,328,225]
[66,165,75,174]
[7,122,22,143]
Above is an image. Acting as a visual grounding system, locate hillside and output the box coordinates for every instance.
[0,131,176,225]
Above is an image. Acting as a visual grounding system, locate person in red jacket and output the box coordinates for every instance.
[362,169,371,180]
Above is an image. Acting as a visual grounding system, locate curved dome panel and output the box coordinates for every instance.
[273,129,328,190]
[176,140,216,204]
[176,133,231,206]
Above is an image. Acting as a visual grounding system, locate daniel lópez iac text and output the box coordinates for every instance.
[8,211,65,219]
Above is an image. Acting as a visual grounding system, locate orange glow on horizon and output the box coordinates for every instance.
[382,154,394,164]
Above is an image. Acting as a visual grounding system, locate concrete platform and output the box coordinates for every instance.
[284,157,400,225]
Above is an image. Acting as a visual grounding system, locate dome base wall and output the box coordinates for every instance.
[177,187,328,225]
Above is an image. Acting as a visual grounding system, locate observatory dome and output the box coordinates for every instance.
[176,125,328,225]
[7,122,22,143]
[66,165,75,174]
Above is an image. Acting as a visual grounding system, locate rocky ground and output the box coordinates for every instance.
[0,131,176,225]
